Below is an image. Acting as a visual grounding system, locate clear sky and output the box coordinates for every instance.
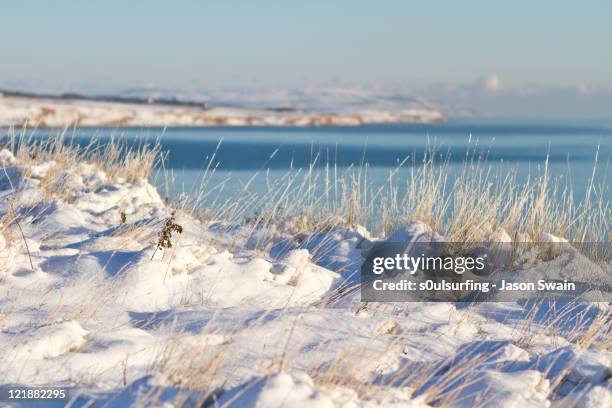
[1,1,611,118]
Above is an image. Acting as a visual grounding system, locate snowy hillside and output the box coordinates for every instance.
[0,144,610,407]
[0,92,444,127]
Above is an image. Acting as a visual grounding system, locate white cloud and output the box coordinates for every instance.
[485,75,500,92]
[418,76,612,118]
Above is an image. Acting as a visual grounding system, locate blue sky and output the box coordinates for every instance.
[1,1,611,118]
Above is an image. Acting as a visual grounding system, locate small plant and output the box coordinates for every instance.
[151,211,183,260]
[6,198,34,270]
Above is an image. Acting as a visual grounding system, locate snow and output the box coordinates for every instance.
[0,150,609,407]
[552,385,611,408]
[217,371,430,407]
[0,94,444,127]
[6,321,89,360]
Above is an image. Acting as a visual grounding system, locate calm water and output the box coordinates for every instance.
[4,122,611,204]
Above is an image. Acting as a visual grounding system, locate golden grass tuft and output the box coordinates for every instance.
[2,125,160,190]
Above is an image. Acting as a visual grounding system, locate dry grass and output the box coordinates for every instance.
[6,126,604,245]
[169,138,610,257]
[3,125,160,190]
[1,126,608,246]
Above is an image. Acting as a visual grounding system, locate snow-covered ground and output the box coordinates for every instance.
[0,148,609,407]
[0,94,444,127]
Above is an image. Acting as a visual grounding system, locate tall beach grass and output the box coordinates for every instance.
[2,126,609,245]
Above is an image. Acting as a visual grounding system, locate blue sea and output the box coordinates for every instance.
[5,121,611,205]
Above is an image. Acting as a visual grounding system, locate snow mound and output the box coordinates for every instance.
[448,370,550,408]
[8,321,88,360]
[0,148,16,166]
[385,220,436,243]
[218,371,430,408]
[553,385,611,408]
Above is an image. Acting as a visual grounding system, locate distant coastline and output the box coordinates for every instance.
[0,89,445,128]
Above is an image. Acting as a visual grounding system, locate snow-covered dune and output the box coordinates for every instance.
[0,148,609,407]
